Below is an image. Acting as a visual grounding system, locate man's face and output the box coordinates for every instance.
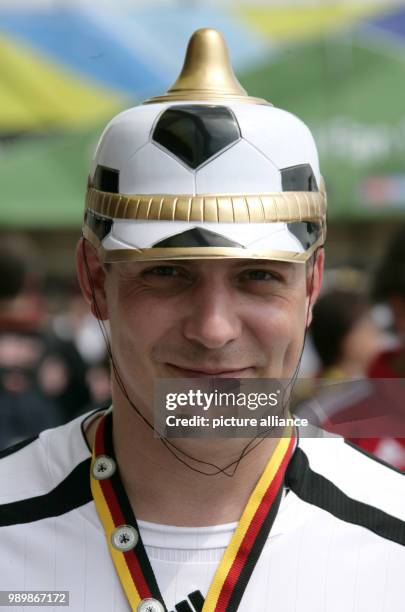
[89,255,323,411]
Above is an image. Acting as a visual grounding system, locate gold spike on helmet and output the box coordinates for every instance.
[84,28,326,264]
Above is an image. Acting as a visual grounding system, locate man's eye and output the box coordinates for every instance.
[144,266,182,277]
[240,270,279,281]
[142,266,193,285]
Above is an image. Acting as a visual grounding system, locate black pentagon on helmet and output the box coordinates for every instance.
[84,210,113,241]
[287,221,321,250]
[281,164,318,192]
[153,227,243,249]
[152,105,241,170]
[93,165,120,193]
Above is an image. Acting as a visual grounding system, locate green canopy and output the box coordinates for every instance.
[240,35,405,219]
[0,128,102,228]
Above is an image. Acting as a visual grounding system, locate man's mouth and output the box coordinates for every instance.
[165,364,255,378]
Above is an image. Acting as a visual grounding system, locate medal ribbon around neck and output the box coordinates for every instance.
[91,411,295,611]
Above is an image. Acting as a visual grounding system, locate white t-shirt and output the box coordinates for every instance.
[0,409,404,612]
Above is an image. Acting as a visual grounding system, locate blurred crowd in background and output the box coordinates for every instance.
[0,236,111,450]
[1,0,405,470]
[298,225,405,471]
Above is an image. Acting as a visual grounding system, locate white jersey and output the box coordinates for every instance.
[0,409,404,612]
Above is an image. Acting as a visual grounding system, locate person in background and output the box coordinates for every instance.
[370,225,405,378]
[350,226,405,470]
[85,357,112,408]
[302,255,405,471]
[0,238,90,450]
[310,289,384,380]
[293,288,386,440]
[0,238,60,449]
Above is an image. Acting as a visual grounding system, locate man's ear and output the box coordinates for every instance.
[76,238,109,321]
[306,247,324,327]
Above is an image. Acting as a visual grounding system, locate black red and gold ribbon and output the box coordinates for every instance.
[91,411,295,611]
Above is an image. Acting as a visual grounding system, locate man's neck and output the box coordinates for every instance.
[85,405,280,527]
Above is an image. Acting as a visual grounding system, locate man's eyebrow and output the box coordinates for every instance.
[230,259,295,270]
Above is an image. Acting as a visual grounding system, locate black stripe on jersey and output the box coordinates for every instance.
[168,591,205,612]
[188,591,204,612]
[0,435,38,459]
[0,459,92,527]
[345,439,405,476]
[286,447,405,546]
[174,601,193,612]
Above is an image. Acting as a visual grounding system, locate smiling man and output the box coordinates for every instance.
[0,29,404,612]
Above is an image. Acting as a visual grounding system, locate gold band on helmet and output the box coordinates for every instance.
[86,184,327,225]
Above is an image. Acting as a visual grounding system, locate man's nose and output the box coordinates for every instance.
[182,282,241,349]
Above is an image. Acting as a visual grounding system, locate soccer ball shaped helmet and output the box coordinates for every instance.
[84,28,326,264]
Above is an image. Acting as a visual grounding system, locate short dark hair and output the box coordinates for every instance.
[310,289,370,368]
[0,249,26,299]
[0,238,41,300]
[373,225,405,301]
